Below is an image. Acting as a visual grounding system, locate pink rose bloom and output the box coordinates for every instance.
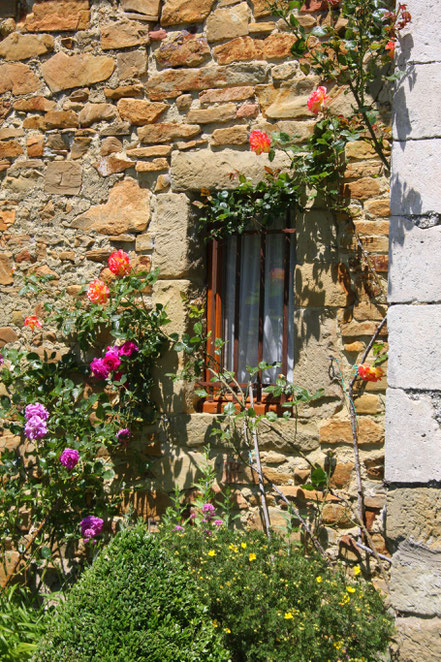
[80,515,103,544]
[307,86,330,114]
[249,130,271,155]
[116,428,130,445]
[90,357,111,380]
[103,348,121,372]
[118,341,139,357]
[59,448,79,470]
[25,403,49,421]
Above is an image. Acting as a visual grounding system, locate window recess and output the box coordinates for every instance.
[201,212,296,414]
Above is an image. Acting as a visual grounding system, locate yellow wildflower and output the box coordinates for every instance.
[249,553,256,562]
[229,544,238,553]
[354,565,361,576]
[284,612,294,620]
[224,628,231,634]
[212,619,219,628]
[316,576,322,583]
[346,586,356,593]
[208,550,216,557]
[241,542,247,549]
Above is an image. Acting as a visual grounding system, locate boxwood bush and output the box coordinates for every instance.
[33,523,230,662]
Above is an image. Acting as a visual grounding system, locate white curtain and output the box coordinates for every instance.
[223,232,295,384]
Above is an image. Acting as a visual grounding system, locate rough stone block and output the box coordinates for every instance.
[155,34,210,68]
[171,148,290,190]
[320,417,384,446]
[138,123,201,144]
[388,305,441,390]
[44,162,81,195]
[23,0,90,32]
[41,52,115,93]
[72,178,150,235]
[390,541,441,616]
[391,139,441,215]
[161,0,215,25]
[0,32,54,61]
[394,617,441,661]
[295,263,350,307]
[388,217,441,303]
[387,487,441,551]
[393,62,441,140]
[100,20,149,50]
[151,193,197,278]
[117,99,168,125]
[206,3,250,42]
[152,279,192,336]
[121,0,161,19]
[385,388,441,483]
[0,62,40,95]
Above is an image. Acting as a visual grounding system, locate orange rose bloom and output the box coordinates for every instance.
[249,130,271,155]
[108,250,131,277]
[357,363,384,382]
[24,316,42,331]
[87,280,109,304]
[307,86,330,114]
[385,40,395,58]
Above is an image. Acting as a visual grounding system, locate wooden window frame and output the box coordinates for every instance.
[200,213,295,415]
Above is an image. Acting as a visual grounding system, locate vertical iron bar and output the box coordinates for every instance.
[233,235,241,378]
[257,232,266,403]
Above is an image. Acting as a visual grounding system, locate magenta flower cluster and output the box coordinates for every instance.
[90,341,138,381]
[59,448,80,470]
[80,515,104,544]
[174,502,223,535]
[24,402,49,440]
[116,428,130,445]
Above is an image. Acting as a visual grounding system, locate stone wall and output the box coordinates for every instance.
[0,1,390,555]
[386,0,441,658]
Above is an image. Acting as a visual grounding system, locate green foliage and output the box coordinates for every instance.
[0,585,48,661]
[166,526,393,662]
[0,267,169,583]
[34,523,230,662]
[195,169,299,239]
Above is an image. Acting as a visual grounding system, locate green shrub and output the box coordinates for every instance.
[0,585,47,661]
[165,527,393,662]
[34,523,230,662]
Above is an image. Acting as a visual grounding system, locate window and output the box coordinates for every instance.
[201,212,296,413]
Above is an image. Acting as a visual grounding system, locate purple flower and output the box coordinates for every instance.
[118,341,139,357]
[116,428,130,445]
[174,525,185,532]
[213,519,223,527]
[0,353,3,366]
[80,515,103,544]
[90,357,111,380]
[202,503,215,518]
[103,348,121,372]
[25,402,49,421]
[24,415,48,440]
[59,448,79,470]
